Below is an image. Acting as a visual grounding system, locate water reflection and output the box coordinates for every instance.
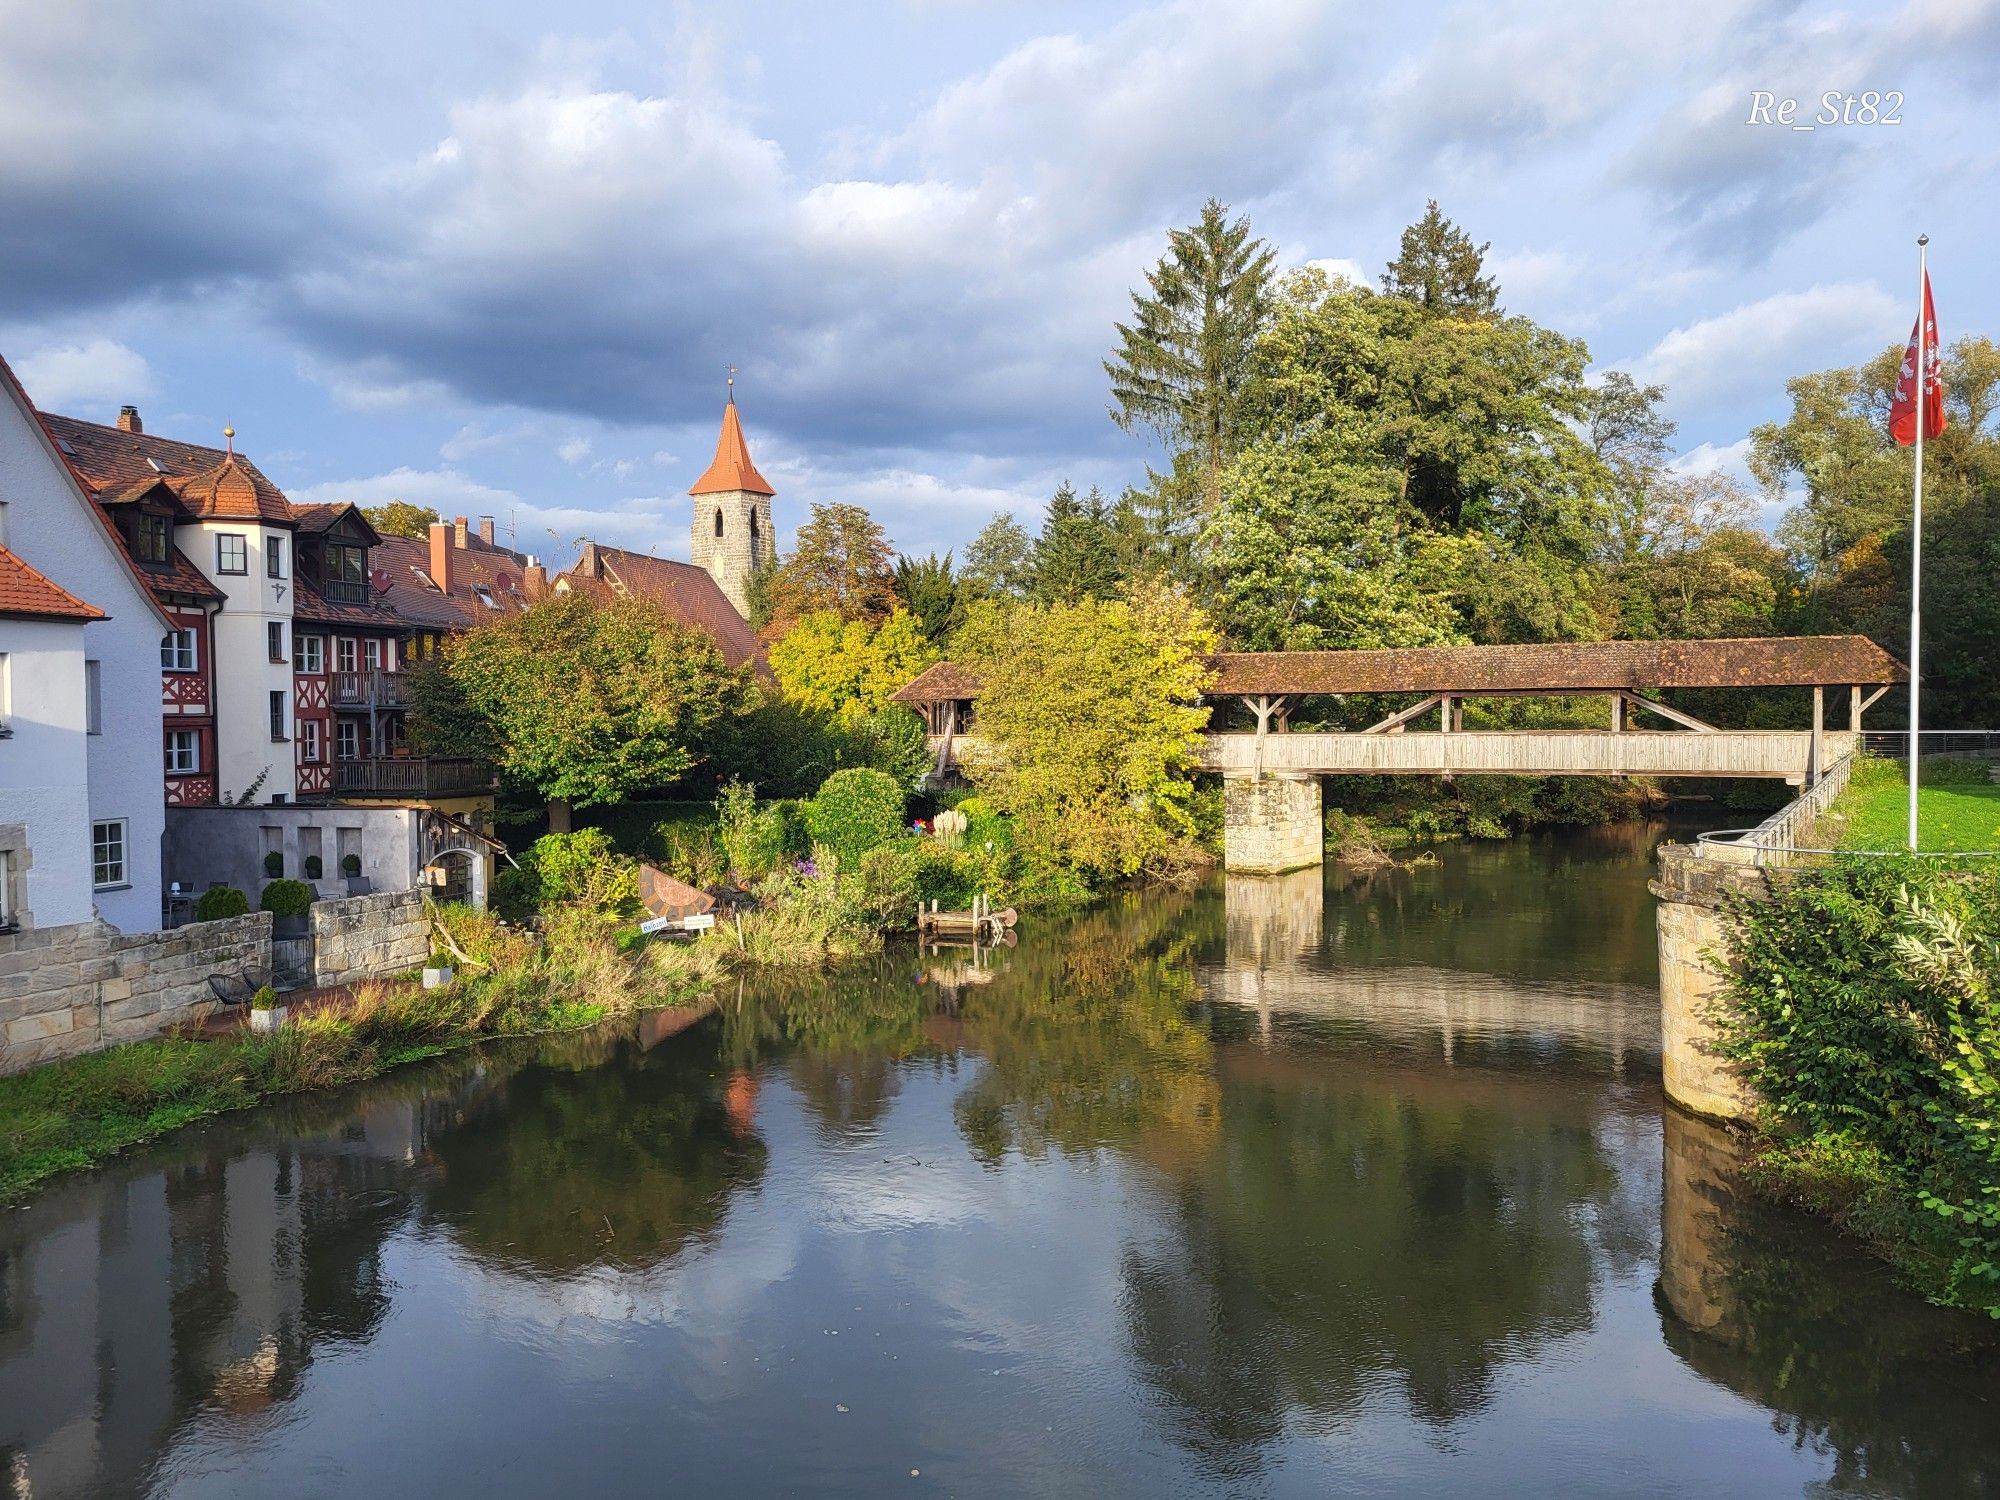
[2,831,1996,1498]
[1657,1107,2000,1495]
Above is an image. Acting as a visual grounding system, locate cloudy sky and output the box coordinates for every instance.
[3,0,1994,567]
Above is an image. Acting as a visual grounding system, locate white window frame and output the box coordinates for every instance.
[161,628,198,673]
[266,535,287,579]
[85,659,102,734]
[295,633,325,675]
[300,717,322,763]
[336,720,360,761]
[216,533,248,575]
[364,638,383,671]
[92,819,128,890]
[166,729,199,774]
[337,636,357,674]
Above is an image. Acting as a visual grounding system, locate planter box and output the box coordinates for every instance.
[249,1006,287,1033]
[422,965,455,989]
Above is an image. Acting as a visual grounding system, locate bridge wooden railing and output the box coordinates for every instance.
[928,730,1852,785]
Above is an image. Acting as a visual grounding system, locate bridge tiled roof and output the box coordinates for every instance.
[891,635,1905,704]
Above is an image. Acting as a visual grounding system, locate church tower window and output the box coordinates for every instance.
[714,508,724,537]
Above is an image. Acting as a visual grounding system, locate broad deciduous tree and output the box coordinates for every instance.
[446,591,751,814]
[766,502,897,624]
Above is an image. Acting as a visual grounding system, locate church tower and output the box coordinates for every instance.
[689,392,776,619]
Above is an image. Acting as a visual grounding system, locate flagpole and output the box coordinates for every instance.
[1908,234,1927,852]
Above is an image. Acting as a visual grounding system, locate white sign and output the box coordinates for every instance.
[639,916,676,934]
[682,913,717,930]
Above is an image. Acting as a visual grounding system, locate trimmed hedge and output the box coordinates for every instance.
[259,879,314,918]
[194,886,249,922]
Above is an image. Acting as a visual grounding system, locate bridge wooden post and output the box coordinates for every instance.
[1810,687,1825,785]
[1849,685,1863,733]
[1611,694,1627,733]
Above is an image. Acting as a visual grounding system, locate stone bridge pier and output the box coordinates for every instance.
[1221,772,1324,874]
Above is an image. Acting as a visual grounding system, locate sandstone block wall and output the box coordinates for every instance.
[311,889,429,988]
[1650,844,1799,1122]
[1223,773,1324,874]
[0,911,272,1075]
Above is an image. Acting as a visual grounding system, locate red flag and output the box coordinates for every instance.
[1890,271,1946,446]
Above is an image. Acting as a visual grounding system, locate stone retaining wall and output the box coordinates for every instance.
[1650,844,1803,1122]
[0,911,272,1075]
[311,889,429,988]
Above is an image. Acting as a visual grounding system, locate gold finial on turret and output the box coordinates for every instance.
[223,424,235,456]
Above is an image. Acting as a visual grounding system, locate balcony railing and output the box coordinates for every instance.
[331,670,410,707]
[334,756,493,797]
[323,579,371,604]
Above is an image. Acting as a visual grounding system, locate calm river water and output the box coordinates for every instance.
[4,825,1998,1497]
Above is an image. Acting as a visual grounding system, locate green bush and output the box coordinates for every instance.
[657,822,727,888]
[259,879,313,918]
[193,886,249,922]
[499,829,640,920]
[1721,855,2000,1314]
[806,768,907,867]
[716,779,791,882]
[250,984,279,1011]
[858,838,1002,925]
[262,851,284,878]
[303,854,323,880]
[341,853,363,877]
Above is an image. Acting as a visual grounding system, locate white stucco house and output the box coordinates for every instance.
[0,355,172,933]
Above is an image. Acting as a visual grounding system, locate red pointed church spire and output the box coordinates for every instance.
[689,385,775,497]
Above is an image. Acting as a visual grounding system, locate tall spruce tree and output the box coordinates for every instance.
[1381,201,1501,319]
[1105,199,1276,510]
[890,551,964,644]
[1032,484,1122,604]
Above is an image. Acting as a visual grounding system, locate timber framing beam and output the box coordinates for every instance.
[1619,692,1719,734]
[1361,694,1445,735]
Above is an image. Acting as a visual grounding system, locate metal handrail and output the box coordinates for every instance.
[1694,828,2000,860]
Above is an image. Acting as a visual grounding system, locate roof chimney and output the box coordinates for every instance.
[117,405,142,434]
[578,542,600,580]
[523,562,547,599]
[477,515,495,545]
[428,522,456,595]
[453,515,469,549]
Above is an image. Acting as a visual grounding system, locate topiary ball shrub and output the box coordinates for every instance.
[194,886,250,922]
[806,768,907,868]
[341,853,362,877]
[259,879,314,918]
[303,854,323,880]
[263,850,284,878]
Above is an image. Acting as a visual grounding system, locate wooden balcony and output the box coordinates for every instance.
[334,756,493,798]
[331,670,410,708]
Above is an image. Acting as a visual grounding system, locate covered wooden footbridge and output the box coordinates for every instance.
[893,635,1905,872]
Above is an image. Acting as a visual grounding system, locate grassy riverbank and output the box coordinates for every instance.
[0,910,728,1203]
[1825,756,2000,853]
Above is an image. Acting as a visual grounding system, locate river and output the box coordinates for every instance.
[2,824,1996,1497]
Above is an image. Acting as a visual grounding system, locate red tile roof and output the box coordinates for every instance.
[561,544,769,673]
[141,550,227,605]
[370,533,533,632]
[893,636,1907,703]
[0,545,107,622]
[39,412,296,525]
[689,399,775,496]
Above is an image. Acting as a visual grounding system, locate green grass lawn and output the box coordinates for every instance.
[1828,756,2000,853]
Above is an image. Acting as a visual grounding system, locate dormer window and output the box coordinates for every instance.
[324,541,368,603]
[135,513,171,564]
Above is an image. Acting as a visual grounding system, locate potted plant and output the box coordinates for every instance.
[422,951,456,989]
[303,853,323,881]
[263,850,284,879]
[341,852,371,896]
[248,983,286,1033]
[260,878,314,938]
